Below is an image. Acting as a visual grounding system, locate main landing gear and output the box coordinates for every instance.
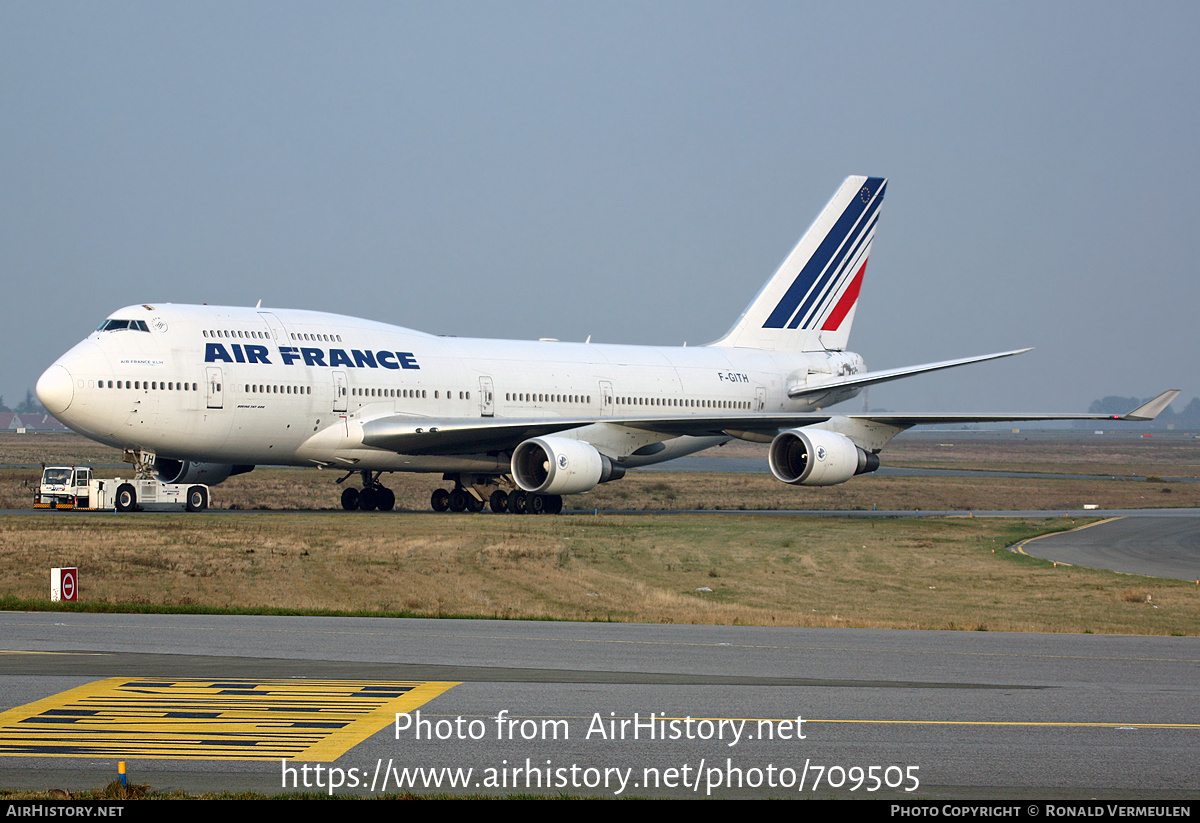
[334,471,564,514]
[339,470,395,511]
[429,475,563,515]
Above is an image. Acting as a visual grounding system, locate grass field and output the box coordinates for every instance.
[5,432,1200,513]
[2,431,1197,635]
[2,512,1197,635]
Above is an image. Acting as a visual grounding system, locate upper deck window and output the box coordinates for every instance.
[97,319,150,332]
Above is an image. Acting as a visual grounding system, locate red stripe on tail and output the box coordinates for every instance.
[821,258,867,331]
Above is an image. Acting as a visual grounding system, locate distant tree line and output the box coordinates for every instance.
[0,389,44,415]
[1081,395,1200,430]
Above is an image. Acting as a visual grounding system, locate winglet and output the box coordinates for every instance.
[1119,390,1180,421]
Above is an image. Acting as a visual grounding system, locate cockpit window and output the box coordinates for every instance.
[97,319,150,332]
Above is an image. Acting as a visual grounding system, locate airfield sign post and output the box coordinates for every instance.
[50,567,78,602]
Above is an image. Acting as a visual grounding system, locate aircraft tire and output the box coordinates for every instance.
[185,486,208,512]
[431,488,450,512]
[508,490,527,514]
[376,487,395,511]
[528,494,545,515]
[448,488,468,512]
[466,494,484,513]
[341,487,359,510]
[115,483,136,513]
[358,487,377,511]
[545,494,563,515]
[489,490,508,513]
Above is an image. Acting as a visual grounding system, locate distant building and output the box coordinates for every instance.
[0,413,69,433]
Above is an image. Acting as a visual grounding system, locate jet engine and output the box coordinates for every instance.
[768,428,879,486]
[512,437,625,495]
[153,459,255,486]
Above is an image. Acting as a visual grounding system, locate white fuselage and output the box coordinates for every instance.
[39,303,865,472]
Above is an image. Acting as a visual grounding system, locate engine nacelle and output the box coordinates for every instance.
[153,459,254,486]
[768,428,879,486]
[511,437,624,495]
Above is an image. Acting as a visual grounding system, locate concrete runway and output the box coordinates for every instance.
[3,492,1198,798]
[1,612,1197,799]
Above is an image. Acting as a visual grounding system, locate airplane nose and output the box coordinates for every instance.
[37,364,74,415]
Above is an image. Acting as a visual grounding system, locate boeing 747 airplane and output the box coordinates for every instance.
[36,176,1177,513]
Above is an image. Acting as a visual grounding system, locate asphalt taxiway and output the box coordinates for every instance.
[1017,516,1200,581]
[1,613,1197,799]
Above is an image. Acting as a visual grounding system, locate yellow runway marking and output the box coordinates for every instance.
[0,677,457,761]
[1012,516,1124,559]
[809,718,1200,729]
[431,714,1200,731]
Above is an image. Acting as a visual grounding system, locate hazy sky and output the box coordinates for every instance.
[3,2,1197,414]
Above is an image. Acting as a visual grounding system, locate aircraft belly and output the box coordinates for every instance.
[333,451,508,473]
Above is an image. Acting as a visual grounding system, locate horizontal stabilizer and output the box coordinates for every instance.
[788,348,1032,399]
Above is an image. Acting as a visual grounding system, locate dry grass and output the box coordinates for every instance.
[4,431,1199,513]
[7,463,1199,513]
[2,513,1198,635]
[0,432,126,468]
[685,431,1200,477]
[4,431,1198,636]
[7,465,1197,512]
[881,434,1200,478]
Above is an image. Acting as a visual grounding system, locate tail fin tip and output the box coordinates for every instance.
[712,175,887,352]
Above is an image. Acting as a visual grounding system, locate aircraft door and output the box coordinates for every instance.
[258,312,289,344]
[205,367,223,409]
[333,371,348,413]
[479,376,494,417]
[599,380,614,416]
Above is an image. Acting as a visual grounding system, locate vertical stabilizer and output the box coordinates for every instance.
[710,175,886,352]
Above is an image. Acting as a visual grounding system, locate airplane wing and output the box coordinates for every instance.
[359,391,1179,455]
[788,349,1031,399]
[844,389,1179,427]
[360,417,610,455]
[359,413,845,454]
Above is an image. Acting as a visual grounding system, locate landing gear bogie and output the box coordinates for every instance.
[427,475,564,514]
[340,470,394,512]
